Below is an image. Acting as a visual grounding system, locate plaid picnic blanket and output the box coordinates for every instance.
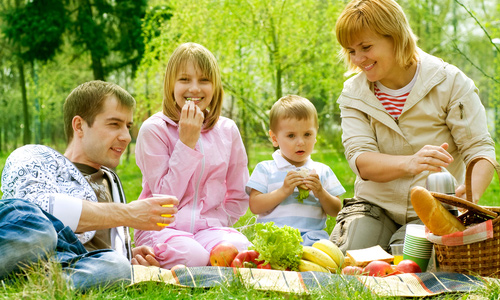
[131,265,499,297]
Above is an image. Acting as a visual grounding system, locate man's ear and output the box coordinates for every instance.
[72,116,85,138]
[269,130,279,148]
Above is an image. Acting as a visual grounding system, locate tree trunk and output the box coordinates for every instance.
[81,0,105,80]
[17,56,30,145]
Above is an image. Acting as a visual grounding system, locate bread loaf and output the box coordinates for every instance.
[410,186,466,235]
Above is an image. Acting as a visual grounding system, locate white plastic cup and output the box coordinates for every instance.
[152,194,174,227]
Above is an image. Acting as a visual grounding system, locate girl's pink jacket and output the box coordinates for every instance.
[134,112,249,234]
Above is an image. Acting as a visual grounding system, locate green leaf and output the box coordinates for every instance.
[249,222,303,271]
[296,188,309,203]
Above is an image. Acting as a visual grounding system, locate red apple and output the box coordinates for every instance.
[341,266,364,275]
[209,242,239,267]
[363,260,393,277]
[395,260,422,273]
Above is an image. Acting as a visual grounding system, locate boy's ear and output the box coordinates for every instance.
[269,130,279,147]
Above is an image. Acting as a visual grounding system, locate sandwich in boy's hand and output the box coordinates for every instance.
[294,167,311,203]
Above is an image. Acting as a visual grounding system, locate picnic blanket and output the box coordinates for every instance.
[131,265,500,297]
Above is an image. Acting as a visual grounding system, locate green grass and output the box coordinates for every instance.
[2,143,500,298]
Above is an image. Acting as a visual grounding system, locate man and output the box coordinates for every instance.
[0,81,178,290]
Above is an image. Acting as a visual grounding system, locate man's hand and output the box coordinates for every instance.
[125,195,179,231]
[131,245,160,267]
[77,195,179,232]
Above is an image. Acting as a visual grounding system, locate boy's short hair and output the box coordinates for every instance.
[269,95,318,132]
[63,80,136,142]
[335,0,418,74]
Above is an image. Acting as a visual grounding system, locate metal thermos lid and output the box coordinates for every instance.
[426,171,456,195]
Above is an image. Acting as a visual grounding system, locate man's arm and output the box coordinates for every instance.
[77,195,178,232]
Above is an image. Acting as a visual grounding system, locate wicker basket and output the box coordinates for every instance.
[430,156,500,278]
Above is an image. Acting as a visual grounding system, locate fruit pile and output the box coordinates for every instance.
[208,242,271,269]
[342,259,421,276]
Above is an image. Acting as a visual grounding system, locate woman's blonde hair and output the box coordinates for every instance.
[335,0,418,74]
[269,95,318,133]
[162,42,223,130]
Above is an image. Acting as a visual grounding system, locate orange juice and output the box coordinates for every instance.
[157,204,173,227]
[393,255,404,265]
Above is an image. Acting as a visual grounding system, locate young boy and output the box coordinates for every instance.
[246,95,345,246]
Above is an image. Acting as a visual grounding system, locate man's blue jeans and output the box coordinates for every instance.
[0,199,131,290]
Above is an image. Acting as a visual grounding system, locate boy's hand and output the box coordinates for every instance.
[302,171,323,196]
[281,170,304,196]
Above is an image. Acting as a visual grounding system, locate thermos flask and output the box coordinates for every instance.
[425,170,459,216]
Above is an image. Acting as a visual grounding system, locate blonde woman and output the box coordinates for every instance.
[330,0,495,253]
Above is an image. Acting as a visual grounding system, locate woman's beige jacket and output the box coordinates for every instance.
[338,50,495,224]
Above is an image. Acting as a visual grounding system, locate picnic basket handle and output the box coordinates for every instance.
[464,156,500,203]
[430,156,499,219]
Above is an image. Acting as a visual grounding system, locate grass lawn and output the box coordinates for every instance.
[1,143,500,299]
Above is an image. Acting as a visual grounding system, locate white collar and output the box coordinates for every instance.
[272,149,314,170]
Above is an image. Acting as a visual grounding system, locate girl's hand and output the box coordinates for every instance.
[407,143,453,175]
[178,101,204,148]
[131,245,161,267]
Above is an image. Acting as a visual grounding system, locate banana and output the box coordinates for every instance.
[312,239,345,268]
[302,246,338,272]
[298,259,329,273]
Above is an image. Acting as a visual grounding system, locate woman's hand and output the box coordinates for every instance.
[407,143,453,175]
[357,143,453,182]
[178,101,204,149]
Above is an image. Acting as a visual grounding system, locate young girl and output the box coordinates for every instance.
[134,43,251,268]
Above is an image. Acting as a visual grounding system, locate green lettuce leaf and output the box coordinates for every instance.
[249,222,303,271]
[296,188,309,203]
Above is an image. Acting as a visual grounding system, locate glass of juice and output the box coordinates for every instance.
[390,244,404,265]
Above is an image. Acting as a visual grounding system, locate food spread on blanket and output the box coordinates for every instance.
[207,222,424,276]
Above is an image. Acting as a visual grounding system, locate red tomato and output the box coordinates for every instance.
[257,263,272,269]
[230,250,262,268]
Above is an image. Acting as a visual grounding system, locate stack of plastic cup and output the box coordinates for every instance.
[403,224,433,272]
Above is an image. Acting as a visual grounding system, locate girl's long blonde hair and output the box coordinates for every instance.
[162,43,223,130]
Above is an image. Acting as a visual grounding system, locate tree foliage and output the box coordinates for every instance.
[136,0,347,153]
[0,0,499,153]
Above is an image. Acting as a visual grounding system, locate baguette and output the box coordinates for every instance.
[410,186,466,235]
